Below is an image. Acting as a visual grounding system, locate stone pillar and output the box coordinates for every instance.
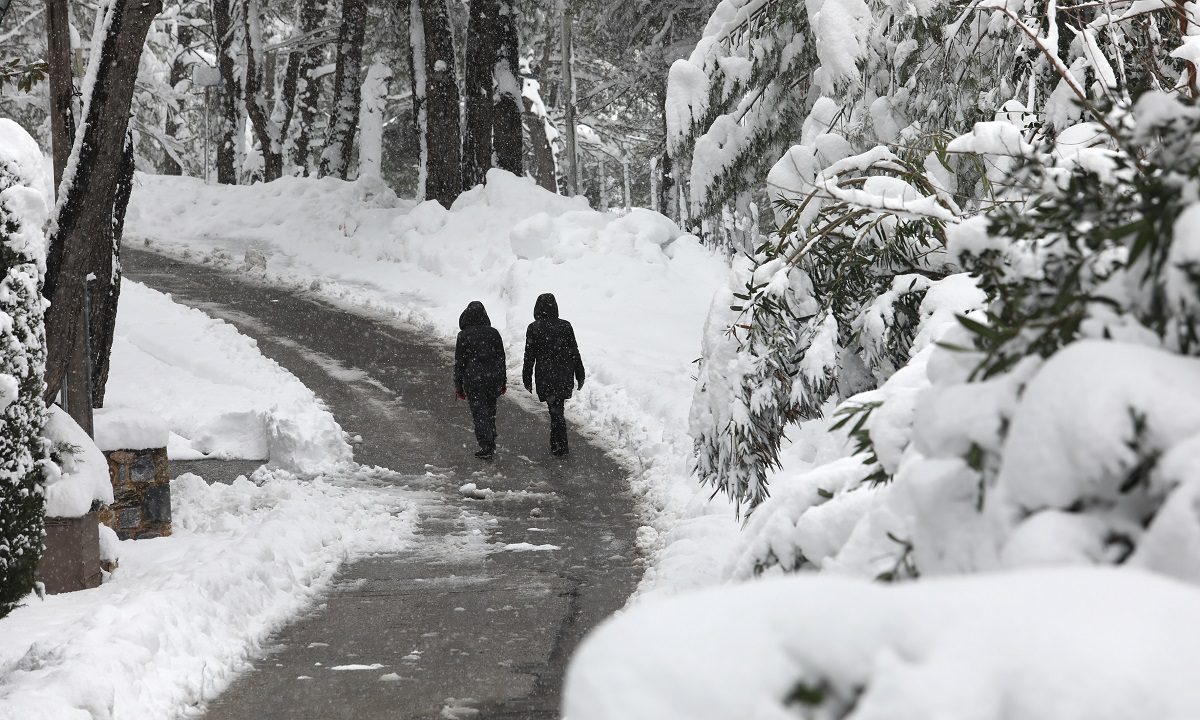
[98,448,172,539]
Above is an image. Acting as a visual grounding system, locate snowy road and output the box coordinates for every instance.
[123,248,642,719]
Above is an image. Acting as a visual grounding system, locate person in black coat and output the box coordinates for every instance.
[522,293,585,456]
[454,301,507,459]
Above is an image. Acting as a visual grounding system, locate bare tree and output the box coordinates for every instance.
[417,0,461,206]
[88,132,136,407]
[461,0,498,189]
[43,0,163,401]
[243,0,282,180]
[492,0,522,175]
[291,0,330,174]
[320,0,367,178]
[163,7,194,176]
[212,0,239,184]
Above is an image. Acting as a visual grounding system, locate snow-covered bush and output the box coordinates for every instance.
[0,120,50,617]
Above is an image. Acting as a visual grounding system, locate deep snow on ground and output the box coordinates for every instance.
[0,468,417,720]
[0,279,416,719]
[105,281,352,472]
[125,170,741,599]
[564,568,1200,720]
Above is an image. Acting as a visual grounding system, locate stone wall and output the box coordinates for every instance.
[99,448,172,540]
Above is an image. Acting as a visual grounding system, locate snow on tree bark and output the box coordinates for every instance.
[43,0,162,402]
[492,0,522,176]
[408,0,428,197]
[319,0,368,179]
[0,120,51,619]
[461,0,498,189]
[212,0,239,184]
[291,0,330,176]
[242,0,282,182]
[418,0,462,207]
[358,59,391,178]
[522,78,558,192]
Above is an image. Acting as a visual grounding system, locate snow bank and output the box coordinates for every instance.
[104,281,351,472]
[0,467,417,720]
[126,170,737,597]
[42,406,114,518]
[565,568,1200,720]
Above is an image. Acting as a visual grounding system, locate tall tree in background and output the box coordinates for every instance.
[212,0,239,184]
[407,0,428,196]
[492,0,522,175]
[243,0,283,181]
[291,0,330,174]
[163,6,195,176]
[461,0,498,189]
[320,0,368,178]
[417,0,461,206]
[43,0,162,401]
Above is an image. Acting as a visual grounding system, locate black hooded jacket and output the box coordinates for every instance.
[522,294,585,401]
[454,301,506,398]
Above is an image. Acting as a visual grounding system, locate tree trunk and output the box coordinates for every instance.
[163,14,193,175]
[243,0,282,181]
[461,0,497,189]
[522,94,557,192]
[559,0,578,194]
[319,0,368,179]
[213,0,239,184]
[89,131,136,407]
[46,0,73,191]
[291,0,328,175]
[358,60,390,178]
[419,0,462,207]
[408,0,427,196]
[492,0,522,176]
[43,0,163,402]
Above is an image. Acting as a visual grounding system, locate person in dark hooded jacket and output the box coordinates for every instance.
[455,301,507,459]
[522,293,585,455]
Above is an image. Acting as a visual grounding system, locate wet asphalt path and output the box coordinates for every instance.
[122,247,642,720]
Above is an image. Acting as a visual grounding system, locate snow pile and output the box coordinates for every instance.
[126,169,738,597]
[565,568,1200,720]
[41,406,113,518]
[104,281,352,473]
[0,467,417,720]
[93,407,169,452]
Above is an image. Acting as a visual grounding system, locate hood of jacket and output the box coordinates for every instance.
[459,301,492,329]
[534,293,559,320]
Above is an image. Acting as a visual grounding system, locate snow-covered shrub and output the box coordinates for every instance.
[0,120,50,617]
[691,147,964,508]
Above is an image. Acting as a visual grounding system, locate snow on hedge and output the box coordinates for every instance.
[0,468,417,720]
[125,169,740,597]
[564,568,1200,720]
[42,406,113,518]
[104,281,351,473]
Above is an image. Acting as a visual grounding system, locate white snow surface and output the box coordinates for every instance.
[42,406,114,518]
[93,407,169,452]
[125,170,739,599]
[104,281,352,472]
[565,568,1200,720]
[0,469,416,720]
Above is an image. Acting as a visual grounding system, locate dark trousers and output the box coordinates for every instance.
[468,392,498,451]
[547,396,568,453]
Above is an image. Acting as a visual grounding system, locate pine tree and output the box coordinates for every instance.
[417,0,462,206]
[462,0,499,189]
[321,0,369,179]
[492,0,523,175]
[0,121,51,618]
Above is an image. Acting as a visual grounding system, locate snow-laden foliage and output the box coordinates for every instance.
[0,120,50,618]
[690,0,1200,591]
[667,0,1191,245]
